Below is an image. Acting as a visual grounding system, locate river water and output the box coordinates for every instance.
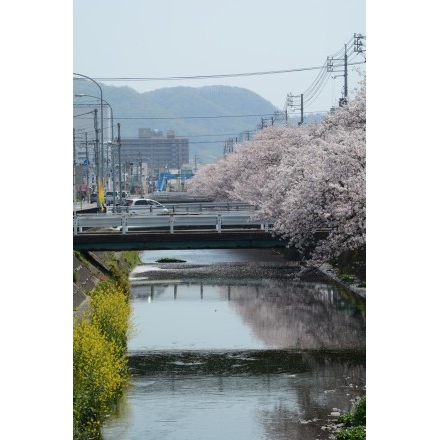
[102,249,366,440]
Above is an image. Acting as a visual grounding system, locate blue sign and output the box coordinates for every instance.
[83,159,89,166]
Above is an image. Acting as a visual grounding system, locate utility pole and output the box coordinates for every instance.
[344,44,348,99]
[242,130,251,141]
[285,92,303,124]
[94,108,101,208]
[74,73,104,205]
[73,128,76,217]
[85,132,90,202]
[194,155,198,173]
[117,123,122,199]
[354,33,365,57]
[327,46,348,107]
[139,153,143,197]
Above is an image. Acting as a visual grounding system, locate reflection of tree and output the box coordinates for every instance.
[222,280,365,350]
[260,362,366,439]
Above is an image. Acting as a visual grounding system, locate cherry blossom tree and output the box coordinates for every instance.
[187,75,366,266]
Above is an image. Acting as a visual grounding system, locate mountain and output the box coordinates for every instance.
[73,81,304,164]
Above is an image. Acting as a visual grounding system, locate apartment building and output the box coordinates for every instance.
[119,128,190,175]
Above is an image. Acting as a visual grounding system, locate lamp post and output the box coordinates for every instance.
[74,93,116,210]
[73,73,104,210]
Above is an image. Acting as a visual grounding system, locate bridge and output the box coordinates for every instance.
[73,230,286,251]
[73,211,287,250]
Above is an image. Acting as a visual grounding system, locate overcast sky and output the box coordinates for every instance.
[73,0,366,113]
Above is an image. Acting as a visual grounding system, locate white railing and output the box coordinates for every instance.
[73,213,272,235]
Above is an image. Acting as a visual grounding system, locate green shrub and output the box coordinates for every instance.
[336,396,366,440]
[121,250,141,267]
[74,250,87,263]
[351,395,366,426]
[105,251,141,294]
[336,426,366,440]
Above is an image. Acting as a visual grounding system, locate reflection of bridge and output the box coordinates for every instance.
[73,230,287,251]
[132,283,255,301]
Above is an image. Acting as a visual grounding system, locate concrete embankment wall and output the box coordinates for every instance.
[73,252,111,314]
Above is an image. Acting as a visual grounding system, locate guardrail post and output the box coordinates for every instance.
[122,214,128,234]
[261,221,269,232]
[170,215,174,234]
[216,214,222,233]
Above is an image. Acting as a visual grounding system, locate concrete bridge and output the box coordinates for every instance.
[73,201,288,251]
[73,230,287,251]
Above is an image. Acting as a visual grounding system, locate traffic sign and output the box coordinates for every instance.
[83,159,89,166]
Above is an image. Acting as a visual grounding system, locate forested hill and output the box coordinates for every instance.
[73,82,309,164]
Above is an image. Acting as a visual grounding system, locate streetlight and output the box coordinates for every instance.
[75,93,116,210]
[73,73,104,210]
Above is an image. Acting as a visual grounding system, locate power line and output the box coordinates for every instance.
[89,61,364,83]
[91,65,330,82]
[73,110,95,118]
[114,113,276,120]
[73,110,326,122]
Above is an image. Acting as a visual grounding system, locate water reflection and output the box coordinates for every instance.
[130,280,365,351]
[104,353,365,440]
[102,249,366,440]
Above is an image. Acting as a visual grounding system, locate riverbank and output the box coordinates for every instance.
[315,262,366,299]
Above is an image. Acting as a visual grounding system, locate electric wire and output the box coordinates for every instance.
[91,65,330,82]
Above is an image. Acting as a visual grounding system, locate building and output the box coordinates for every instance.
[117,129,190,194]
[119,129,189,175]
[73,103,190,194]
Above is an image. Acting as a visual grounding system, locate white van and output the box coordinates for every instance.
[105,191,119,205]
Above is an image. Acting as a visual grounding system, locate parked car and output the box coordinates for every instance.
[105,190,119,205]
[120,190,130,203]
[90,192,98,203]
[119,198,170,214]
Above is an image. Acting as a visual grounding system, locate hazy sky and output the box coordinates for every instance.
[4,4,440,437]
[73,0,366,113]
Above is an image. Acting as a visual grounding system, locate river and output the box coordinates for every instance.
[102,249,366,440]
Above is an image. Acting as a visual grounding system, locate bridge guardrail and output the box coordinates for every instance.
[164,202,258,213]
[74,213,272,235]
